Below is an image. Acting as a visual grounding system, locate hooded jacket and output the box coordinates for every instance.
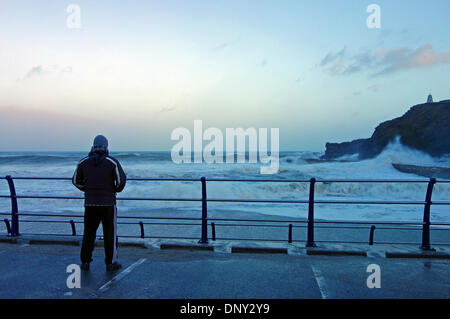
[72,150,126,206]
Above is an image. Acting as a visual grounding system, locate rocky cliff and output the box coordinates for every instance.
[323,99,450,159]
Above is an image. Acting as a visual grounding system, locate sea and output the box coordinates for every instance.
[0,139,449,236]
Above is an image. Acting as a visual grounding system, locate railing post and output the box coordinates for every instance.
[369,225,376,245]
[306,178,316,247]
[211,222,216,241]
[421,178,436,251]
[5,175,20,236]
[199,176,208,244]
[288,224,293,243]
[139,221,145,238]
[69,220,76,236]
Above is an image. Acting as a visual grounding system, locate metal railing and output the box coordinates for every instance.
[1,175,449,250]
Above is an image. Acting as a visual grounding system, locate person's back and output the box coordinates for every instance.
[73,135,126,272]
[74,149,126,206]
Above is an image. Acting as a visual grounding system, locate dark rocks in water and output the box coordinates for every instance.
[323,99,450,159]
[324,138,372,159]
[392,163,450,179]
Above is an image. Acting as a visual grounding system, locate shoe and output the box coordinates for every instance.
[80,262,90,271]
[106,262,122,272]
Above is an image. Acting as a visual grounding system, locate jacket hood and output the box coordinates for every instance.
[88,148,109,166]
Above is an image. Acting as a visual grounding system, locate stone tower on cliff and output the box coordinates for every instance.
[427,94,433,103]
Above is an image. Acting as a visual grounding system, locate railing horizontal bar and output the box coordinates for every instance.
[19,218,450,232]
[208,198,310,204]
[12,213,448,227]
[353,180,450,184]
[14,220,194,227]
[118,197,201,201]
[118,235,201,240]
[10,232,82,237]
[314,220,424,225]
[207,223,446,231]
[310,225,410,230]
[16,219,449,231]
[431,201,450,205]
[16,212,203,221]
[126,222,202,226]
[208,198,426,204]
[11,195,203,201]
[2,194,448,206]
[212,237,298,242]
[19,232,202,240]
[116,216,203,221]
[207,179,432,183]
[211,223,303,228]
[314,200,426,205]
[313,225,448,231]
[1,177,201,182]
[16,220,75,223]
[18,213,84,218]
[3,176,450,183]
[208,217,307,223]
[128,178,200,181]
[3,177,72,180]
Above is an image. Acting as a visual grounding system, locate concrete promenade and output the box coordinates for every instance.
[0,235,449,299]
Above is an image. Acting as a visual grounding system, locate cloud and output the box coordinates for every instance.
[159,106,177,113]
[373,44,450,76]
[211,37,241,52]
[319,47,346,67]
[23,64,72,80]
[24,65,44,79]
[367,84,380,92]
[212,42,230,51]
[319,44,450,77]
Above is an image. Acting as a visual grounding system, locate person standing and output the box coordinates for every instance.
[72,135,126,272]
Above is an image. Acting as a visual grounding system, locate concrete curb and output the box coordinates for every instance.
[28,239,80,246]
[306,249,367,257]
[117,242,147,248]
[231,246,288,254]
[160,243,214,251]
[386,251,450,259]
[0,236,18,244]
[1,235,450,260]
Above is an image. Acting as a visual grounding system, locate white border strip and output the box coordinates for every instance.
[98,258,147,293]
[311,264,329,299]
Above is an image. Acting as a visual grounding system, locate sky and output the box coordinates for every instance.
[0,0,449,151]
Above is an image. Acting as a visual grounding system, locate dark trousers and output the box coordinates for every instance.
[80,205,118,265]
